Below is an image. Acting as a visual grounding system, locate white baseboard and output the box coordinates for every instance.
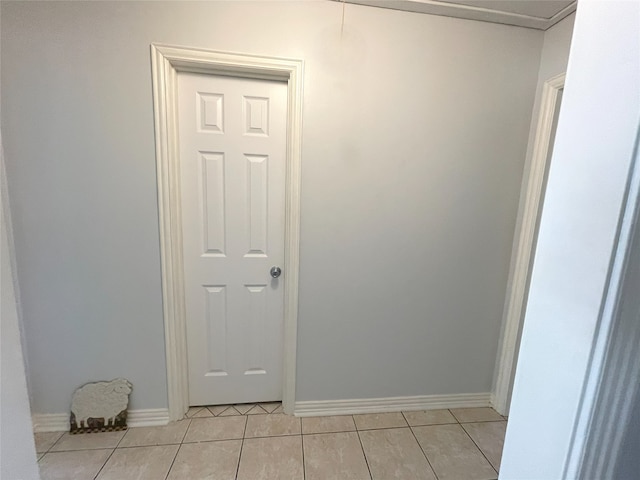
[32,408,170,433]
[489,392,503,414]
[294,392,491,417]
[34,394,492,428]
[128,409,170,428]
[32,413,68,433]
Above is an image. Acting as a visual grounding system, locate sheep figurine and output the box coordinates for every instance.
[70,378,132,433]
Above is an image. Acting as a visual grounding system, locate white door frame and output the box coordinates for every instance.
[150,44,304,421]
[493,72,565,415]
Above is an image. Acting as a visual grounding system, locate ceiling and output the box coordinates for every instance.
[339,0,577,30]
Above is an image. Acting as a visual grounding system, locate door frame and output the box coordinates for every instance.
[492,72,565,415]
[150,44,304,421]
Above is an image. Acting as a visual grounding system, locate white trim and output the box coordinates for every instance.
[128,409,171,428]
[294,393,491,417]
[32,409,170,433]
[340,0,576,31]
[151,44,304,421]
[31,414,71,433]
[493,73,565,415]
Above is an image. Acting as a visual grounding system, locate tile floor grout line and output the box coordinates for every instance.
[354,424,410,432]
[187,407,204,418]
[234,415,249,480]
[163,417,193,480]
[115,442,181,449]
[167,426,440,444]
[460,419,507,424]
[112,430,129,450]
[301,428,306,480]
[44,421,488,450]
[42,447,120,453]
[301,428,357,436]
[44,431,66,455]
[405,421,460,427]
[92,429,128,480]
[447,407,504,425]
[404,414,440,480]
[53,436,254,452]
[355,429,374,480]
[179,418,192,444]
[163,444,181,480]
[447,408,461,424]
[459,422,500,478]
[209,405,229,416]
[92,448,117,480]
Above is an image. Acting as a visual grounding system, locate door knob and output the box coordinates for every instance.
[270,266,282,278]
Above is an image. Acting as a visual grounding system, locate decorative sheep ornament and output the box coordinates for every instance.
[70,378,132,434]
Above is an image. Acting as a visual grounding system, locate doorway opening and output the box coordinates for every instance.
[151,44,304,421]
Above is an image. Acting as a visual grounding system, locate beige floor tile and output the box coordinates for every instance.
[462,421,508,471]
[192,408,214,418]
[354,412,407,430]
[186,407,209,418]
[166,440,242,480]
[184,416,246,443]
[234,404,255,414]
[360,428,436,480]
[272,405,284,414]
[237,435,303,480]
[119,420,190,447]
[449,407,503,423]
[245,413,301,438]
[39,449,112,480]
[50,431,125,451]
[34,431,64,453]
[96,444,178,480]
[412,424,497,480]
[219,407,242,416]
[303,432,370,480]
[403,409,457,426]
[302,415,356,434]
[259,402,281,413]
[246,405,268,415]
[208,405,230,416]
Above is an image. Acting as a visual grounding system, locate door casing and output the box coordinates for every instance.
[151,44,304,421]
[492,72,565,415]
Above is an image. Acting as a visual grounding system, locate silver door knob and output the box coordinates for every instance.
[270,266,282,278]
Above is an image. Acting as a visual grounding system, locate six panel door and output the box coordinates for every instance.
[177,72,287,406]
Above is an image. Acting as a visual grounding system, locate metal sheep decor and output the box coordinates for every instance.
[69,378,132,434]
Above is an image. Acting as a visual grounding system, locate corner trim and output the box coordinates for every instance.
[32,409,170,433]
[294,393,491,417]
[493,73,565,415]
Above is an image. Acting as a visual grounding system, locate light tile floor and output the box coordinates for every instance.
[35,404,507,480]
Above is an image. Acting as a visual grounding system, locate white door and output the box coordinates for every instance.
[177,72,287,406]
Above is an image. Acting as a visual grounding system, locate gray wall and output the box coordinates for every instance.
[1,1,542,413]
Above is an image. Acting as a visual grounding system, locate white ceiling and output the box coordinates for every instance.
[339,0,577,30]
